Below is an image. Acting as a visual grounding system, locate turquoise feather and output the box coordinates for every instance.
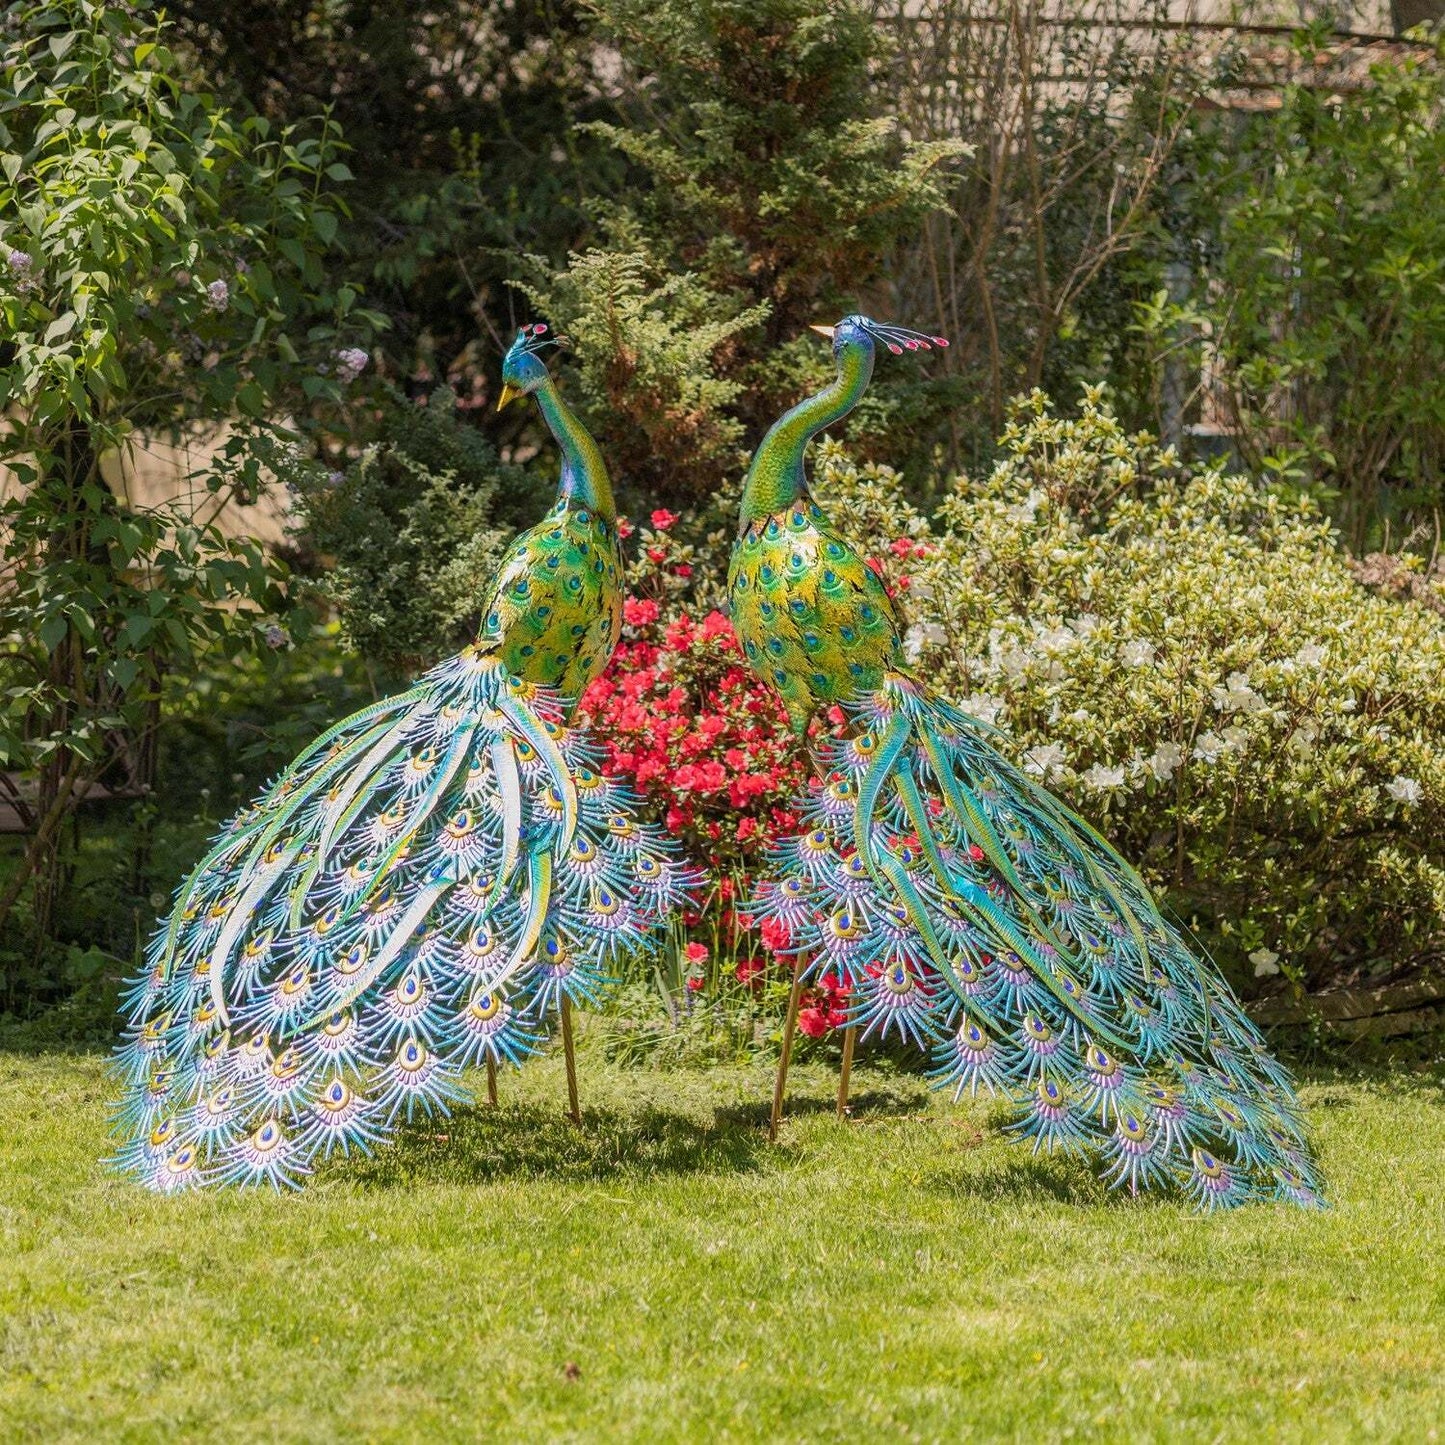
[109,326,695,1191]
[737,316,1323,1210]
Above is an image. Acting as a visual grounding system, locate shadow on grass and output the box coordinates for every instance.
[331,1096,773,1190]
[327,1071,935,1191]
[713,1079,931,1134]
[925,1153,1155,1210]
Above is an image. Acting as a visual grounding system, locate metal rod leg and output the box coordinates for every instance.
[560,994,581,1127]
[769,962,805,1143]
[836,1024,857,1118]
[486,1054,498,1107]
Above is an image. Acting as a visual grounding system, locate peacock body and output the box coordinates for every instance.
[732,316,1323,1209]
[111,326,692,1190]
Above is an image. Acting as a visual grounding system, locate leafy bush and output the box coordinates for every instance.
[1164,29,1445,547]
[814,390,1445,993]
[0,0,378,1001]
[520,0,964,510]
[580,389,1445,1010]
[285,386,535,680]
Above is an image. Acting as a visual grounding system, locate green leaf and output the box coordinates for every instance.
[44,311,78,344]
[39,613,66,652]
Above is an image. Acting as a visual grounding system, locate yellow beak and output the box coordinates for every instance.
[809,324,835,339]
[496,382,522,411]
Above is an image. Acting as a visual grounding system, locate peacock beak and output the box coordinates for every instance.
[496,382,522,411]
[809,324,836,340]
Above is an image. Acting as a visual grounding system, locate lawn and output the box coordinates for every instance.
[1,1047,1442,1442]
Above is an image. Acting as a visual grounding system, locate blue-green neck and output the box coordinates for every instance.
[738,340,875,528]
[534,379,615,520]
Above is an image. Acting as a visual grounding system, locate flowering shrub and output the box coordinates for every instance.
[576,510,817,1022]
[814,389,1445,993]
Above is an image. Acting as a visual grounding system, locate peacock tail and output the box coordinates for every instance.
[748,674,1323,1210]
[732,315,1321,1209]
[111,649,694,1191]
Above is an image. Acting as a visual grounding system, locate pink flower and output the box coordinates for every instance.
[686,974,705,992]
[685,942,710,965]
[650,508,678,532]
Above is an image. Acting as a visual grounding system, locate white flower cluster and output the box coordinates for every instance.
[1386,775,1423,805]
[902,621,948,663]
[810,390,1445,984]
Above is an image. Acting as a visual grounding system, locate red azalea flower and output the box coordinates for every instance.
[759,918,791,953]
[617,517,635,538]
[624,596,660,627]
[968,843,985,863]
[650,508,678,531]
[890,537,915,557]
[735,957,765,987]
[685,941,710,965]
[797,1006,829,1038]
[701,611,734,642]
[686,974,705,992]
[675,562,693,578]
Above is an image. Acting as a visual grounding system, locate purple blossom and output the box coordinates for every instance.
[263,623,287,649]
[6,249,38,294]
[205,279,230,312]
[333,347,369,384]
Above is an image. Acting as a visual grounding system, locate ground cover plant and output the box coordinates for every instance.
[1,1045,1441,1441]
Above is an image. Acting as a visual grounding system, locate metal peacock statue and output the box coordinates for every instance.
[732,314,1323,1209]
[110,324,695,1190]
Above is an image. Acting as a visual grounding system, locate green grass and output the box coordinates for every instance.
[2,1050,1442,1442]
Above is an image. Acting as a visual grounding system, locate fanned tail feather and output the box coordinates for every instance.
[111,648,695,1191]
[750,674,1323,1210]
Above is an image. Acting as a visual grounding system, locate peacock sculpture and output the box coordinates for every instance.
[733,315,1323,1209]
[111,324,695,1190]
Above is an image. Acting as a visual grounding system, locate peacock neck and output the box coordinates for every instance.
[738,341,875,528]
[534,379,616,520]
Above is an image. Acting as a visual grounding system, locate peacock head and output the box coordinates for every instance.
[809,314,948,360]
[497,322,562,409]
